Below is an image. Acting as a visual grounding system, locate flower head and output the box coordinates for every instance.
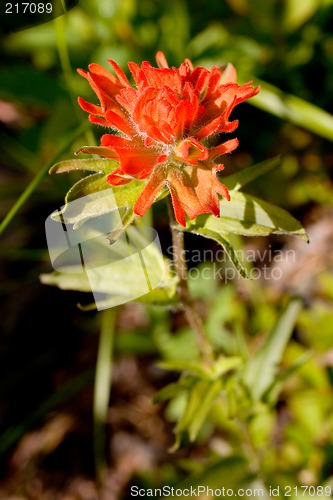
[78,52,260,226]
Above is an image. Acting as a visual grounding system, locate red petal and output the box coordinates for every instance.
[143,123,169,143]
[166,168,204,221]
[219,63,237,84]
[108,60,131,86]
[168,185,187,227]
[116,88,138,114]
[178,59,194,78]
[209,138,239,159]
[128,62,147,87]
[79,146,118,158]
[175,138,208,165]
[174,100,192,137]
[174,93,199,137]
[132,87,157,123]
[194,112,228,140]
[78,97,102,115]
[141,66,182,94]
[211,172,230,200]
[107,167,132,186]
[207,67,223,94]
[132,87,178,142]
[105,109,133,136]
[101,135,131,147]
[166,164,230,225]
[194,69,211,99]
[101,135,159,178]
[78,62,129,115]
[221,120,239,133]
[88,115,107,126]
[156,51,169,68]
[134,165,167,216]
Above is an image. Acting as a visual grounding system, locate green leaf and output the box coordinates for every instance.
[188,228,250,278]
[212,356,242,378]
[264,350,313,405]
[49,158,119,175]
[186,379,222,442]
[153,325,200,362]
[153,380,193,404]
[49,158,171,232]
[40,266,92,292]
[156,357,241,449]
[52,173,145,229]
[159,356,241,381]
[77,275,179,311]
[158,361,211,379]
[62,173,110,199]
[223,156,281,192]
[40,247,178,310]
[185,191,308,241]
[173,378,223,449]
[50,156,146,230]
[283,0,320,31]
[243,298,302,401]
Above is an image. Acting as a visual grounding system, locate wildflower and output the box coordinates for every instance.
[78,52,259,226]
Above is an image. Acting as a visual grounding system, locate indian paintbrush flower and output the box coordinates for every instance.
[77,52,260,226]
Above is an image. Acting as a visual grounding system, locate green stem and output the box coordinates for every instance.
[167,200,212,365]
[0,121,89,236]
[93,308,117,483]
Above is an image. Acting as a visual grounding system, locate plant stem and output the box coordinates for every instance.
[167,200,212,365]
[93,307,117,484]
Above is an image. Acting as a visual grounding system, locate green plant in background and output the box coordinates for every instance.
[37,44,312,491]
[1,0,333,497]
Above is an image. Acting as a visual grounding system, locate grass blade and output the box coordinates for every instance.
[250,80,333,142]
[243,298,302,401]
[0,121,89,236]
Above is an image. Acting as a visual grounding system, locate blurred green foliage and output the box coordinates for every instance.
[1,0,333,497]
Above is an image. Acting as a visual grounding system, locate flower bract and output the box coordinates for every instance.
[78,52,260,226]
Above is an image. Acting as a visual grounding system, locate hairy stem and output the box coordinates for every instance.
[167,201,212,365]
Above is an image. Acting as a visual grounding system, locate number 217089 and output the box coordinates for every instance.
[5,3,53,14]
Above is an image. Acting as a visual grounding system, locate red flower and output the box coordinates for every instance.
[78,52,260,226]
